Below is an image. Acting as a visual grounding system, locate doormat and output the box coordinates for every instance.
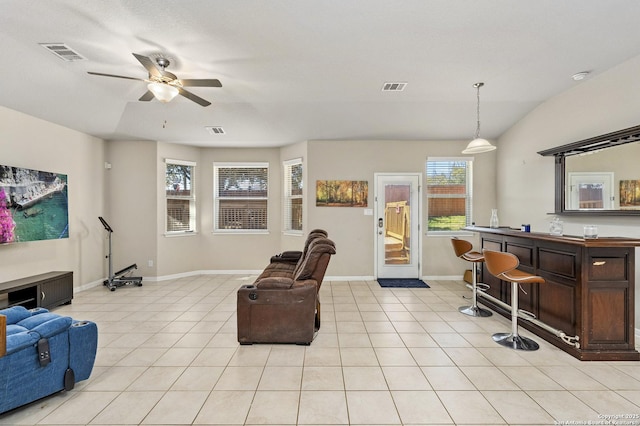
[377,278,430,288]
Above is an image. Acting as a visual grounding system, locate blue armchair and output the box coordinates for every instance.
[0,306,98,414]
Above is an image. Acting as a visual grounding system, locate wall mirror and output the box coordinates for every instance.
[538,125,640,216]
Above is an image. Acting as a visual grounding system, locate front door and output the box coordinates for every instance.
[567,172,614,210]
[375,173,421,279]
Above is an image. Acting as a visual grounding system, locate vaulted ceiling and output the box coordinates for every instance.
[3,0,640,147]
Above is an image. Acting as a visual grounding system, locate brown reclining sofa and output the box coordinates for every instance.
[237,231,336,344]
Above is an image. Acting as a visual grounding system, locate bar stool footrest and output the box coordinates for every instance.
[458,305,493,317]
[492,332,539,351]
[477,283,490,291]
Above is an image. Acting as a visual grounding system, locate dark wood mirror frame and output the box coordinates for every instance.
[538,124,640,216]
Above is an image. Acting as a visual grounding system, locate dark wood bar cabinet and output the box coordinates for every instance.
[466,226,640,361]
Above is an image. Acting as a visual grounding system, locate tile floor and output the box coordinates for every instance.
[2,275,640,425]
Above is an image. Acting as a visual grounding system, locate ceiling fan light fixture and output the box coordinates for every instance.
[463,82,496,154]
[147,82,179,103]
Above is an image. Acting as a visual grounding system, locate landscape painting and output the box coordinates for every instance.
[620,179,640,209]
[0,164,69,244]
[316,180,368,207]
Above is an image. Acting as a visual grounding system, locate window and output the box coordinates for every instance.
[165,159,196,233]
[214,162,269,232]
[426,157,472,233]
[284,158,303,233]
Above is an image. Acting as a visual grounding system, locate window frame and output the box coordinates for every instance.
[425,156,473,236]
[165,158,197,235]
[213,161,270,234]
[283,158,303,235]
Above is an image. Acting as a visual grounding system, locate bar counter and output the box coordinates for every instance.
[465,226,640,361]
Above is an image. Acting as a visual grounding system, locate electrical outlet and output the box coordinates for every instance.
[148,260,153,267]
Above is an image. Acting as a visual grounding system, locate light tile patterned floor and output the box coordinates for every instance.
[2,275,640,425]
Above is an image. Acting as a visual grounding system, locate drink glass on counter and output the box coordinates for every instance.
[583,225,598,239]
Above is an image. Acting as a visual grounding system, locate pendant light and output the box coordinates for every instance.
[462,82,496,154]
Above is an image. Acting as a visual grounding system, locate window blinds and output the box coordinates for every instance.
[426,158,472,232]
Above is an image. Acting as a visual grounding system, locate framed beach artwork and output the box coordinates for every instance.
[316,180,368,207]
[0,164,69,244]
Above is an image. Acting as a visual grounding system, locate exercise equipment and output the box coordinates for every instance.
[99,216,142,291]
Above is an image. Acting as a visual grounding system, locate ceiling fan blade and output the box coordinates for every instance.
[132,53,164,79]
[179,79,222,87]
[139,90,154,102]
[87,71,144,81]
[178,87,211,107]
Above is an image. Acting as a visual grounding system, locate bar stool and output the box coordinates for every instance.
[451,238,492,317]
[482,249,545,351]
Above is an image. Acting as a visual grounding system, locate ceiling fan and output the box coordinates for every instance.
[88,53,222,107]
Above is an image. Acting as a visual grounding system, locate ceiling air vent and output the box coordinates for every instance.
[39,43,86,62]
[382,82,407,92]
[206,126,225,135]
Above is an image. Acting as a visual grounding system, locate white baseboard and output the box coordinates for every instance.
[75,278,104,293]
[423,275,461,281]
[325,276,375,281]
[144,270,262,282]
[324,276,462,282]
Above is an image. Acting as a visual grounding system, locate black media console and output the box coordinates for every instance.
[0,271,73,310]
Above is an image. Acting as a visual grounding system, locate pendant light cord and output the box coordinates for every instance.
[474,82,484,140]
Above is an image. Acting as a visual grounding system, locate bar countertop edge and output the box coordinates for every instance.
[464,226,640,248]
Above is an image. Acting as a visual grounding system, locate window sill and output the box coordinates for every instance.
[283,231,304,237]
[212,230,270,235]
[164,231,198,238]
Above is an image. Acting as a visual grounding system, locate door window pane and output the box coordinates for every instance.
[384,184,410,265]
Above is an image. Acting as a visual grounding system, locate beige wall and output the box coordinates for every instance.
[105,140,158,278]
[497,53,640,325]
[307,139,497,278]
[0,106,106,288]
[155,142,202,277]
[498,54,640,237]
[102,137,497,280]
[196,147,283,272]
[102,142,304,277]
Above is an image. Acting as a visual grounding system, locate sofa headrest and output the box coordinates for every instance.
[309,237,336,251]
[294,232,332,271]
[308,229,328,237]
[304,231,328,249]
[294,237,336,281]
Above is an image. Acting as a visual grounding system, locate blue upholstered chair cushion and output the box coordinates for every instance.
[0,305,98,414]
[3,307,73,356]
[2,306,32,324]
[17,313,72,338]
